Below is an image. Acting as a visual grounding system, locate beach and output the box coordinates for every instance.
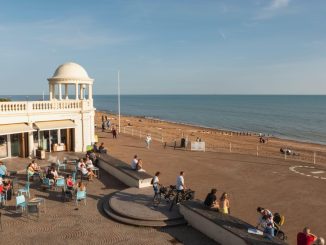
[95,111,326,166]
[94,112,326,244]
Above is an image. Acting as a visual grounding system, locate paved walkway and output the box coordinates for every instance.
[0,153,215,245]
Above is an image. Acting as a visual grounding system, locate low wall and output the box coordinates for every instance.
[180,200,288,245]
[98,154,152,188]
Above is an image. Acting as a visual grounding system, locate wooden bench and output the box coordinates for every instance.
[180,200,288,245]
[97,154,153,188]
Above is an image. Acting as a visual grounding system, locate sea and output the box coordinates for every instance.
[3,95,326,145]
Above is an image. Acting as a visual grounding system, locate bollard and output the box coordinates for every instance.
[313,152,316,164]
[229,142,232,153]
[256,145,259,157]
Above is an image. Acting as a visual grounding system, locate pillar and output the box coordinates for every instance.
[65,84,69,99]
[80,84,84,100]
[57,129,61,144]
[75,83,79,100]
[58,84,62,100]
[28,122,34,157]
[49,84,53,100]
[88,84,93,100]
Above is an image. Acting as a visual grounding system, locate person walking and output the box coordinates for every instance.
[152,171,161,206]
[112,127,117,139]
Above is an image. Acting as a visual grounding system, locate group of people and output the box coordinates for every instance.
[93,142,107,154]
[77,156,97,181]
[204,188,230,214]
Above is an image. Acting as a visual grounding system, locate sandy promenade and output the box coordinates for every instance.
[96,112,326,245]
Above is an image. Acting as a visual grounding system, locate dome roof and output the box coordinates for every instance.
[50,62,91,80]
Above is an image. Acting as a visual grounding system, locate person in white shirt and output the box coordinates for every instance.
[85,155,94,169]
[176,171,186,204]
[77,159,85,170]
[145,134,152,149]
[152,171,161,206]
[131,155,138,170]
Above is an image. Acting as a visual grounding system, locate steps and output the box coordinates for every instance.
[102,189,187,227]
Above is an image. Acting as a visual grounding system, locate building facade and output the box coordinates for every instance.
[0,62,96,159]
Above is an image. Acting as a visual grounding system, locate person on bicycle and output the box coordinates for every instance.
[176,171,186,204]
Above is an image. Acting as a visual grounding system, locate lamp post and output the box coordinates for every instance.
[118,70,121,133]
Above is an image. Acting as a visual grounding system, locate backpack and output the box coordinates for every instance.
[151,178,154,185]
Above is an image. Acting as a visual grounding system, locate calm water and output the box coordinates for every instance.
[3,95,326,145]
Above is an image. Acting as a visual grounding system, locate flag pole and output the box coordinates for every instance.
[118,70,121,133]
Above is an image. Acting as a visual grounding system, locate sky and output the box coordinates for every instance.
[0,0,326,95]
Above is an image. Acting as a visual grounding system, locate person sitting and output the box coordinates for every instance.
[297,227,317,245]
[27,163,35,180]
[257,207,274,238]
[66,174,74,190]
[0,161,8,177]
[85,155,94,169]
[2,178,12,200]
[131,155,138,170]
[30,160,41,172]
[219,192,230,214]
[99,142,107,154]
[76,181,86,192]
[89,151,97,166]
[80,163,97,181]
[204,188,219,210]
[93,143,99,153]
[136,159,145,172]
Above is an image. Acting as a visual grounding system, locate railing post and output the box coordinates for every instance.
[256,145,259,157]
[313,152,316,164]
[229,142,232,153]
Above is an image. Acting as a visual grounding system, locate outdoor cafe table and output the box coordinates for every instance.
[29,197,46,213]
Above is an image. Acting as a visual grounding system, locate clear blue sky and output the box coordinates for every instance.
[0,0,325,95]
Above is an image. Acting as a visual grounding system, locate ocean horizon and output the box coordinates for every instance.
[2,94,326,145]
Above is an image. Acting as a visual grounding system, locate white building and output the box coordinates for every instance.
[0,62,96,159]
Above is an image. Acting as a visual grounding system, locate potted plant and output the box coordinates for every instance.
[36,146,45,159]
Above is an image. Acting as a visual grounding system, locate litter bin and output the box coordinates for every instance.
[180,138,186,148]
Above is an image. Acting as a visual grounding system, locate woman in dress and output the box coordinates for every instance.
[219,192,230,214]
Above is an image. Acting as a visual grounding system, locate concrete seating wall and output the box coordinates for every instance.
[180,200,288,245]
[98,154,153,188]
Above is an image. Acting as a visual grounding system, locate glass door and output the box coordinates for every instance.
[10,134,20,157]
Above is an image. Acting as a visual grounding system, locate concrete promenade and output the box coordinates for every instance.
[0,154,214,245]
[101,130,326,245]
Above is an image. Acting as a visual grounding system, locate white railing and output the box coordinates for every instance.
[0,100,92,114]
[0,101,27,113]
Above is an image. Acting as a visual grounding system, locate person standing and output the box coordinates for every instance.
[176,171,186,204]
[145,134,152,149]
[112,127,117,139]
[152,171,160,206]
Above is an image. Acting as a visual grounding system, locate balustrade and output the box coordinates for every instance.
[0,100,91,114]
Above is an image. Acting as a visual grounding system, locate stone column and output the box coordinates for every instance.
[75,83,79,100]
[88,84,93,100]
[28,122,34,157]
[80,84,84,100]
[58,84,62,100]
[57,129,61,144]
[65,84,69,99]
[49,83,53,100]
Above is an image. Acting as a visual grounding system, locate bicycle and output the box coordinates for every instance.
[152,185,177,207]
[169,188,195,211]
